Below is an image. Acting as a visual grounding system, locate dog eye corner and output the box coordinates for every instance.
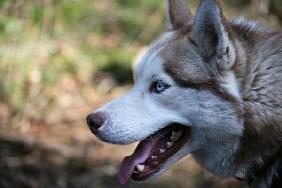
[150,81,170,94]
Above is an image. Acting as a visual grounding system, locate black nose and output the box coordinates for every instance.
[86,112,106,134]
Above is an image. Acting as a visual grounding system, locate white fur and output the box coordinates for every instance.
[96,46,192,145]
[217,12,229,56]
[93,33,243,179]
[135,31,176,80]
[221,71,241,99]
[91,3,244,181]
[232,17,271,33]
[88,1,282,186]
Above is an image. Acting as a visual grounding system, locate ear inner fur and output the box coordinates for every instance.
[191,0,236,72]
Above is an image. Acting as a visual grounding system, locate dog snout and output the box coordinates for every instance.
[86,112,106,134]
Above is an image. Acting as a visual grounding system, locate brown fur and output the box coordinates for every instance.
[162,6,282,185]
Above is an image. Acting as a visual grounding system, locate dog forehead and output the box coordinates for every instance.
[135,57,166,82]
[134,30,209,84]
[160,37,211,84]
[134,32,177,80]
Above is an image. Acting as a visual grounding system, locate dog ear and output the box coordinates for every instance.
[191,0,235,70]
[166,0,193,30]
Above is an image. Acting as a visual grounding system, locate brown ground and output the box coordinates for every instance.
[0,87,248,188]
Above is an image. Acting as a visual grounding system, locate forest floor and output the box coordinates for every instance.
[0,88,247,188]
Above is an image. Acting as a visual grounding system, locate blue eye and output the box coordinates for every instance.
[150,81,169,94]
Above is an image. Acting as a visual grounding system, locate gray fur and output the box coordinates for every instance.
[88,0,282,187]
[166,0,193,30]
[192,0,227,56]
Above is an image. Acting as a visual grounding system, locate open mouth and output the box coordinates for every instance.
[118,124,191,184]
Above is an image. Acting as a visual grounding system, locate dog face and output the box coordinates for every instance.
[87,0,244,184]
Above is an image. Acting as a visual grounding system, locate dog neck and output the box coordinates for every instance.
[235,144,282,187]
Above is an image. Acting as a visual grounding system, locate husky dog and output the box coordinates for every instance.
[86,0,282,187]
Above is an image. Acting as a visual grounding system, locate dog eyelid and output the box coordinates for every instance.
[149,80,170,94]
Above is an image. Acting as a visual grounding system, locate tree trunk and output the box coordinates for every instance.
[224,0,251,7]
[269,0,282,22]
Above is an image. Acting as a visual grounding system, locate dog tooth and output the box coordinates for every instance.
[151,155,157,159]
[136,164,145,172]
[133,166,139,174]
[167,142,173,148]
[160,149,166,154]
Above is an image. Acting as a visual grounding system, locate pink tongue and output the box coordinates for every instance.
[118,136,160,184]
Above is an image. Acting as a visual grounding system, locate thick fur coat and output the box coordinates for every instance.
[87,1,282,187]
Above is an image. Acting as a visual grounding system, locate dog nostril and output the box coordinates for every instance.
[86,112,106,134]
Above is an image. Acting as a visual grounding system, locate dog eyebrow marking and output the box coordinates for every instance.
[151,74,158,79]
[135,32,176,80]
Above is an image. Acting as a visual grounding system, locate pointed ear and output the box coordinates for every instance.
[166,0,193,30]
[191,0,235,69]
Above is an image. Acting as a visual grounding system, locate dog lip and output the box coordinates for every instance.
[119,123,191,183]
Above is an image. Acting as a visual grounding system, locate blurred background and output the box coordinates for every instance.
[0,0,281,187]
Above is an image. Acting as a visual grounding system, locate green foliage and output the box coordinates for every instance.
[31,4,44,26]
[0,0,169,115]
[97,48,134,84]
[2,0,278,117]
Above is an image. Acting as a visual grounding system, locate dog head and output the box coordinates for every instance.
[87,0,244,184]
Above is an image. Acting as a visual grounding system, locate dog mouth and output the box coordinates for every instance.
[118,124,191,184]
